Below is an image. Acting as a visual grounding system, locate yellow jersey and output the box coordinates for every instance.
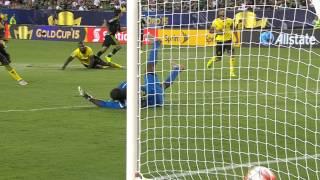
[211,18,234,42]
[71,46,93,65]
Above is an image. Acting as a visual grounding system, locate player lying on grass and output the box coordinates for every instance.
[61,41,123,70]
[78,40,184,109]
[0,16,28,86]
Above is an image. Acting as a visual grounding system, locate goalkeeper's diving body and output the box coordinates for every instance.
[207,10,237,77]
[61,41,123,70]
[78,40,184,109]
[0,16,28,86]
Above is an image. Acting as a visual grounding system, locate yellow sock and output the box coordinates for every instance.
[105,56,112,63]
[5,65,23,81]
[211,56,217,62]
[229,58,236,76]
[207,57,216,68]
[109,62,122,68]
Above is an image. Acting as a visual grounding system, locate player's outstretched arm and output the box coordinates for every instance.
[78,86,104,107]
[78,86,125,109]
[146,40,161,73]
[61,56,74,70]
[89,98,110,108]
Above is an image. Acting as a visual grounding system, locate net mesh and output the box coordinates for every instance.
[137,1,320,179]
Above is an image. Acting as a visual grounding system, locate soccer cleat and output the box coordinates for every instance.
[18,79,28,86]
[105,56,112,62]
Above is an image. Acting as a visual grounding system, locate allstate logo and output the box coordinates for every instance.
[260,31,274,46]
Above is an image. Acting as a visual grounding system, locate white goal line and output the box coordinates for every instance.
[157,153,320,179]
[0,105,92,113]
[0,90,317,113]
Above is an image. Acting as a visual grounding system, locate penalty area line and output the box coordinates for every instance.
[0,105,93,113]
[157,154,320,179]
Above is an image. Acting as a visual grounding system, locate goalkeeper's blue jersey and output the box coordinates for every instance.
[144,73,164,107]
[118,81,127,90]
[113,74,165,108]
[99,100,126,109]
[100,70,165,109]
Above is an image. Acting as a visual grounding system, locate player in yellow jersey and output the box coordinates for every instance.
[62,41,124,70]
[0,15,28,85]
[207,10,236,77]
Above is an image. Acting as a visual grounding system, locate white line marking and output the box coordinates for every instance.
[0,105,92,113]
[0,90,316,113]
[157,154,320,179]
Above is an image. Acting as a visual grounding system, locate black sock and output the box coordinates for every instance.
[97,51,103,57]
[109,48,120,57]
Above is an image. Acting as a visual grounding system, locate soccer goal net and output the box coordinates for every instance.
[127,0,320,179]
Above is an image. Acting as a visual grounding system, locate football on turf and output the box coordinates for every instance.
[244,166,276,180]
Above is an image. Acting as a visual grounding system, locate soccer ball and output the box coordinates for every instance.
[244,166,276,180]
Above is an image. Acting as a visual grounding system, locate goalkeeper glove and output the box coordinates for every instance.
[78,86,93,100]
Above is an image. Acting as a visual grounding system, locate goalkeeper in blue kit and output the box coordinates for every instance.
[78,40,184,109]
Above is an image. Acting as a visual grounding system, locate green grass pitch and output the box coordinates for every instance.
[0,40,126,180]
[0,39,319,179]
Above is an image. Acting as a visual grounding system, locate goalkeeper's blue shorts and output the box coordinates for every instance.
[144,73,164,107]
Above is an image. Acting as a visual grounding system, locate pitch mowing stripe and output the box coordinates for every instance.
[156,154,320,179]
[0,105,92,113]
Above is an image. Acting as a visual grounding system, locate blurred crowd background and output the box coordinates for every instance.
[145,0,313,12]
[0,0,313,11]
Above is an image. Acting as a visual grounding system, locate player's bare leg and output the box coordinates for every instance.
[0,41,28,86]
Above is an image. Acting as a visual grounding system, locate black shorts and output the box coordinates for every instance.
[102,34,119,47]
[0,47,11,65]
[215,40,234,57]
[83,56,106,69]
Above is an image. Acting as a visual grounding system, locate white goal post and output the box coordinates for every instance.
[127,0,320,179]
[126,0,139,179]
